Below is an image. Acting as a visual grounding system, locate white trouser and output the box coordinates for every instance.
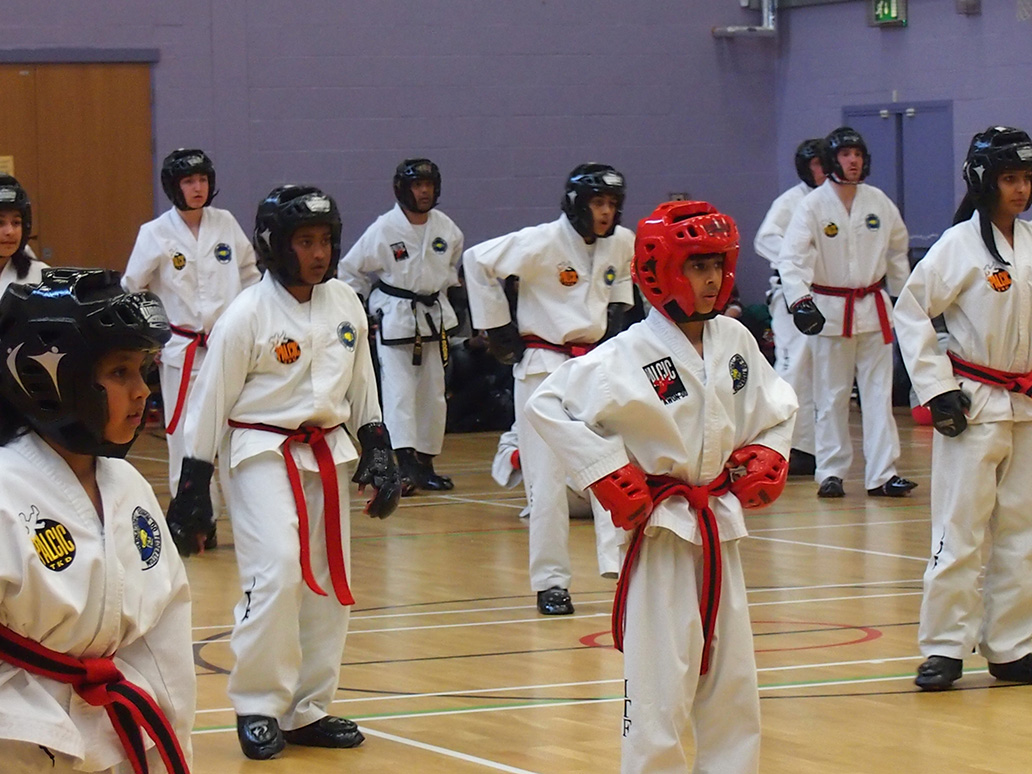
[377,340,446,455]
[811,332,900,489]
[919,420,1032,663]
[0,738,158,774]
[160,355,222,517]
[769,288,815,455]
[515,370,620,590]
[622,530,760,774]
[223,452,351,729]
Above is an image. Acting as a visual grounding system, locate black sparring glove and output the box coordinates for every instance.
[352,422,401,518]
[166,458,215,556]
[790,296,826,335]
[601,302,632,343]
[485,322,525,365]
[927,389,971,437]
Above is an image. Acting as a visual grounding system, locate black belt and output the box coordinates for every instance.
[373,281,449,366]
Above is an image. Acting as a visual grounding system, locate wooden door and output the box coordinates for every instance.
[0,62,153,271]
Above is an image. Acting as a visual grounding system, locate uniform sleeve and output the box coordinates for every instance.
[525,356,631,490]
[116,550,196,768]
[884,203,912,296]
[754,195,792,266]
[344,300,383,431]
[777,204,818,306]
[447,229,465,289]
[461,230,535,330]
[122,225,159,293]
[232,217,261,289]
[893,258,959,404]
[337,226,379,301]
[182,303,255,463]
[731,332,798,457]
[609,226,635,306]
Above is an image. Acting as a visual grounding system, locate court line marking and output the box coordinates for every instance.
[749,535,927,562]
[749,518,928,533]
[360,727,544,774]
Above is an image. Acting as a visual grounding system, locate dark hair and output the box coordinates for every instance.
[10,251,32,279]
[0,392,30,447]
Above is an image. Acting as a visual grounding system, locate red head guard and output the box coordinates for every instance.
[632,200,740,323]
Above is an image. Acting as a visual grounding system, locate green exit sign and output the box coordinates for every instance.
[870,0,908,26]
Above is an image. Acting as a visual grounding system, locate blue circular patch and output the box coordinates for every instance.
[729,353,749,394]
[133,506,162,570]
[215,243,233,263]
[604,266,616,286]
[338,321,357,350]
[432,237,448,253]
[865,214,880,230]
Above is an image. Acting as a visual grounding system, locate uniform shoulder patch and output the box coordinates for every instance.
[272,334,302,364]
[984,265,1012,292]
[32,515,76,572]
[865,214,881,230]
[823,222,839,238]
[729,353,749,393]
[171,251,187,271]
[133,506,162,569]
[558,264,579,287]
[391,242,410,261]
[643,357,688,405]
[215,243,233,263]
[431,237,447,253]
[338,321,357,349]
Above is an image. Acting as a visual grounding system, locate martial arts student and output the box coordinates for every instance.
[122,148,260,545]
[754,138,826,476]
[527,201,797,774]
[166,185,400,760]
[0,175,47,295]
[0,268,194,773]
[339,158,463,493]
[896,126,1032,690]
[463,163,632,615]
[779,127,917,498]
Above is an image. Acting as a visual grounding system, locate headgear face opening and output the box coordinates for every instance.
[160,148,217,210]
[561,163,626,239]
[0,268,170,457]
[393,158,441,213]
[253,185,343,285]
[963,125,1032,210]
[823,127,870,184]
[632,201,739,323]
[0,174,32,257]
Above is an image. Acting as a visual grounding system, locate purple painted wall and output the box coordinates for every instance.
[1,1,783,301]
[774,0,1032,204]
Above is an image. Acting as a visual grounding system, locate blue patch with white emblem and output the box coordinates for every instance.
[133,506,162,569]
[215,243,233,263]
[338,322,357,349]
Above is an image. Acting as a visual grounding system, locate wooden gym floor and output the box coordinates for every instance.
[127,407,1029,774]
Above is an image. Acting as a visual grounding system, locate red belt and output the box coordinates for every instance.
[612,470,732,675]
[811,280,893,344]
[522,335,596,358]
[948,351,1032,397]
[0,622,189,774]
[228,420,353,605]
[164,326,208,435]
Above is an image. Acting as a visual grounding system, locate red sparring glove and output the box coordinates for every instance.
[727,445,788,509]
[589,463,654,530]
[510,449,520,470]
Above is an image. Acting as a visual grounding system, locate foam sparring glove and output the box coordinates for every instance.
[790,296,826,335]
[600,302,632,343]
[927,390,971,437]
[727,445,788,509]
[485,322,525,365]
[589,463,654,530]
[166,458,215,556]
[352,422,401,518]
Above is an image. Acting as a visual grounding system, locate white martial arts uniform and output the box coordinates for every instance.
[526,309,796,774]
[755,181,816,456]
[463,216,633,590]
[182,273,381,728]
[779,180,911,489]
[0,257,47,296]
[895,212,1032,664]
[122,206,260,491]
[339,203,463,455]
[0,432,195,773]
